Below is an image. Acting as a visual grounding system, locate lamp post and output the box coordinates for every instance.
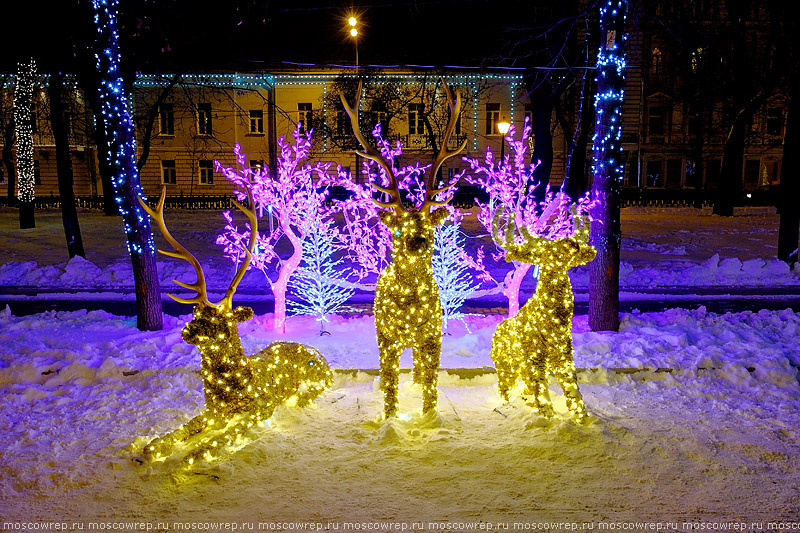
[497,118,511,160]
[348,17,359,67]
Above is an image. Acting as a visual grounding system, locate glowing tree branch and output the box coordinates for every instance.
[216,126,331,332]
[13,58,36,230]
[464,121,595,317]
[90,0,162,331]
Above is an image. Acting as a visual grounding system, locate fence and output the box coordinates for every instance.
[0,188,780,210]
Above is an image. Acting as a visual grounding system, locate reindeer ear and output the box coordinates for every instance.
[430,207,451,226]
[231,306,254,323]
[378,210,397,229]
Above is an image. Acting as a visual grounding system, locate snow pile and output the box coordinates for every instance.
[1,305,800,523]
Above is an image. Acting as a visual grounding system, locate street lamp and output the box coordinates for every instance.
[497,118,511,160]
[348,17,359,66]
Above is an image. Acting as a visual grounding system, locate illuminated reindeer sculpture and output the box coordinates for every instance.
[490,206,596,422]
[138,187,333,465]
[341,80,467,417]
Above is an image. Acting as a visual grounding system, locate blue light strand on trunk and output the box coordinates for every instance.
[91,0,155,256]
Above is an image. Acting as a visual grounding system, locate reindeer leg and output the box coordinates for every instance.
[377,333,402,418]
[524,334,555,419]
[183,405,275,466]
[491,326,516,401]
[552,335,587,422]
[415,336,441,415]
[143,411,217,459]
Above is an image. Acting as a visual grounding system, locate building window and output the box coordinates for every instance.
[63,110,72,138]
[453,110,462,136]
[161,160,176,184]
[197,103,212,135]
[249,110,264,134]
[647,105,667,142]
[298,103,312,134]
[766,108,784,137]
[373,104,389,135]
[744,159,760,188]
[30,105,38,134]
[336,104,349,138]
[651,47,663,75]
[646,159,663,187]
[33,160,41,185]
[199,160,214,185]
[524,104,533,128]
[408,103,424,135]
[666,158,682,189]
[159,104,174,135]
[764,159,781,185]
[486,103,500,135]
[249,159,265,180]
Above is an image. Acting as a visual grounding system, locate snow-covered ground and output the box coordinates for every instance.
[1,207,798,295]
[2,207,800,527]
[1,306,799,525]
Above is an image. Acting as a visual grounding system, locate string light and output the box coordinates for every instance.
[91,0,155,256]
[340,79,466,418]
[591,0,628,182]
[490,208,596,423]
[13,58,36,204]
[139,187,333,466]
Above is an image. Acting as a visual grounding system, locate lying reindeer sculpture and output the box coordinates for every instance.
[138,187,333,466]
[340,80,467,417]
[490,206,596,422]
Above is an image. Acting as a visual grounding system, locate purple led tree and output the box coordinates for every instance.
[463,122,595,317]
[215,127,331,332]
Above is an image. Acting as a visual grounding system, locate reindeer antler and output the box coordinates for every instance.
[340,81,404,212]
[421,79,468,212]
[491,206,519,254]
[139,186,258,311]
[139,187,211,308]
[218,187,257,310]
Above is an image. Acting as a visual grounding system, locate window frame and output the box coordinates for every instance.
[198,159,214,185]
[161,159,177,185]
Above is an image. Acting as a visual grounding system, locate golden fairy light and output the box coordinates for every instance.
[139,187,333,465]
[341,80,467,417]
[490,207,596,422]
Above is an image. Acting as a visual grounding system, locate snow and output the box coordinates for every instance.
[1,305,799,524]
[2,207,800,525]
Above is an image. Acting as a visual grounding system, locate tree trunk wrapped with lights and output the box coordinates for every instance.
[340,79,466,418]
[13,58,36,230]
[90,0,162,331]
[589,0,627,332]
[138,188,333,467]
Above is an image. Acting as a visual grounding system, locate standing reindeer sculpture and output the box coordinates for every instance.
[340,80,467,418]
[490,206,596,422]
[138,187,333,466]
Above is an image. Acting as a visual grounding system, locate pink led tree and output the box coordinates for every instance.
[215,126,331,332]
[463,121,596,317]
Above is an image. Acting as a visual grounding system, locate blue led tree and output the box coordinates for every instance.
[90,0,162,331]
[589,0,627,332]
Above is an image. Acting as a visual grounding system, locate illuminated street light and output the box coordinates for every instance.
[497,118,511,160]
[348,16,357,26]
[347,16,359,66]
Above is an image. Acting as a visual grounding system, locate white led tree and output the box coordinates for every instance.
[289,207,357,334]
[13,58,36,230]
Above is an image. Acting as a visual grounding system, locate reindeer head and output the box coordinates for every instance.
[340,79,467,279]
[492,206,596,271]
[139,186,259,359]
